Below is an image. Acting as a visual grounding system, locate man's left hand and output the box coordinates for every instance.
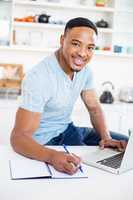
[99,138,127,151]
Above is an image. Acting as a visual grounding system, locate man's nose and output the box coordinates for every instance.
[77,48,87,57]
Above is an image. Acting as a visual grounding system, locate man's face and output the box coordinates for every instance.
[60,26,97,72]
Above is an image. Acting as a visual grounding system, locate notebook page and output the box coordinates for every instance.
[9,158,51,179]
[48,163,88,179]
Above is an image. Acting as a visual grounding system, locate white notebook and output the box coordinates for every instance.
[9,147,88,180]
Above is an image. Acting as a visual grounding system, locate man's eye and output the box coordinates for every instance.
[72,42,80,47]
[88,47,95,51]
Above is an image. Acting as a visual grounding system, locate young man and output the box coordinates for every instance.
[10,17,128,175]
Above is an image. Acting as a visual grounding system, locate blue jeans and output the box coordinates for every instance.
[46,123,128,145]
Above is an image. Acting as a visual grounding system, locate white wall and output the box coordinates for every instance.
[0,49,132,91]
[91,54,133,90]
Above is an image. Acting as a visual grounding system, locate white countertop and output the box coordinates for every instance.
[0,145,133,200]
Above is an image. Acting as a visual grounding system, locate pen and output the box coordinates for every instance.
[63,144,83,173]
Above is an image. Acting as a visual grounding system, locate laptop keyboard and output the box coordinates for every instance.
[97,152,125,169]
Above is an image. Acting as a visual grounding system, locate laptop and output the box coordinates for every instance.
[82,131,133,174]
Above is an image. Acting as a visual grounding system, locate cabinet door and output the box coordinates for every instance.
[101,104,123,133]
[121,105,133,135]
[72,99,122,131]
[103,109,122,133]
[102,103,133,136]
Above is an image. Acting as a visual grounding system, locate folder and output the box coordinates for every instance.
[9,146,88,180]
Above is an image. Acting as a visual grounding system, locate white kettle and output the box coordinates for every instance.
[119,86,133,103]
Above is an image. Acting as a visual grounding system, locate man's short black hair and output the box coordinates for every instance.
[64,17,98,35]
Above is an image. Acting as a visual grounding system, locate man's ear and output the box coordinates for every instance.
[60,34,64,47]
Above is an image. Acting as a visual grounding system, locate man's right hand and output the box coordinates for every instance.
[48,150,81,175]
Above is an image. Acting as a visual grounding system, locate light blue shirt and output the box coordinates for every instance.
[20,54,94,144]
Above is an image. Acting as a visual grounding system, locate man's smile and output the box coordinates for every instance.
[72,57,85,66]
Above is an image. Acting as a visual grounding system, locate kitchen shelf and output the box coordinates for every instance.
[97,28,114,33]
[0,0,133,60]
[113,30,133,34]
[13,21,64,30]
[11,0,117,51]
[0,0,12,2]
[0,45,56,53]
[94,50,133,58]
[13,22,114,33]
[115,9,133,14]
[0,45,133,59]
[14,0,115,13]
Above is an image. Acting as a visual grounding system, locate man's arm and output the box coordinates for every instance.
[10,108,81,174]
[81,89,127,150]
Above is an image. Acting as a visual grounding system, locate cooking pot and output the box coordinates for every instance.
[99,81,114,104]
[38,14,51,23]
[96,19,109,28]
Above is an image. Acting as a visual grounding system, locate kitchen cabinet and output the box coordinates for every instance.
[12,0,115,50]
[0,0,12,46]
[72,98,133,136]
[100,103,131,135]
[0,0,133,59]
